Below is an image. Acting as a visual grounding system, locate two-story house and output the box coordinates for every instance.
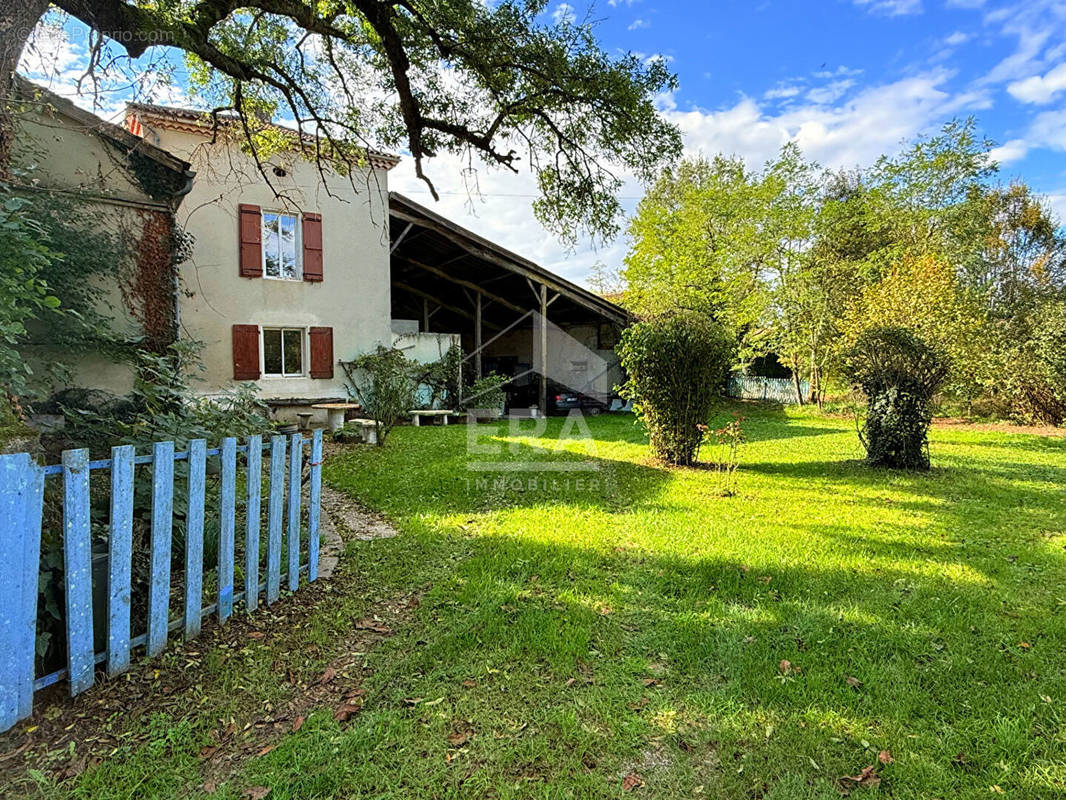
[14,81,629,426]
[125,103,402,419]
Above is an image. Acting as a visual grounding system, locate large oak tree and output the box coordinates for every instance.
[0,0,681,241]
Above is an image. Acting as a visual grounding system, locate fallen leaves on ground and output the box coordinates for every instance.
[334,702,362,722]
[291,716,305,733]
[622,772,644,791]
[354,618,392,634]
[839,765,881,792]
[878,750,893,765]
[846,676,863,689]
[446,729,473,747]
[244,787,271,799]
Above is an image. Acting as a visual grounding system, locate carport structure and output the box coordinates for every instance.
[388,192,631,412]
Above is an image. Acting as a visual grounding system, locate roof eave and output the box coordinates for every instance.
[389,191,633,326]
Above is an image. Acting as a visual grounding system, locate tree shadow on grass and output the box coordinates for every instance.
[334,518,1066,800]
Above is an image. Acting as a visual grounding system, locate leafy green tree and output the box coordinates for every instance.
[863,118,997,271]
[963,182,1066,314]
[840,254,985,404]
[623,154,778,340]
[2,1,681,243]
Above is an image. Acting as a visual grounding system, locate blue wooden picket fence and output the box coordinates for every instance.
[0,429,324,733]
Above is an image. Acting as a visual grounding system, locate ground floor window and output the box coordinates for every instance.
[263,327,304,376]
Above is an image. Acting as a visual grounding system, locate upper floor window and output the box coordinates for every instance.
[263,211,301,280]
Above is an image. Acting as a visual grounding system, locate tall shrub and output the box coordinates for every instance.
[999,300,1066,425]
[846,327,949,470]
[344,346,417,445]
[617,311,733,466]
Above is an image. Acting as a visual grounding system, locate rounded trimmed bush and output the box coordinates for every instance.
[617,310,733,466]
[846,327,949,470]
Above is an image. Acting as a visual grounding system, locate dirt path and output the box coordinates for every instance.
[0,484,403,794]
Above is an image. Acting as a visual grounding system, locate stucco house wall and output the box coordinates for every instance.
[130,108,398,415]
[10,82,191,398]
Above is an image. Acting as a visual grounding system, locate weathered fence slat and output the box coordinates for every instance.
[184,440,207,640]
[0,454,44,730]
[107,445,135,677]
[308,429,322,582]
[62,449,94,696]
[147,441,175,658]
[219,437,237,622]
[266,435,286,605]
[287,433,302,592]
[245,435,262,613]
[17,461,44,720]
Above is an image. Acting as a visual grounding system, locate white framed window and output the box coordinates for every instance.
[262,327,305,377]
[262,211,301,280]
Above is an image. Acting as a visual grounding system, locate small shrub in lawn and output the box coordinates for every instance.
[617,310,733,466]
[462,372,508,414]
[343,346,417,445]
[698,414,745,495]
[846,327,949,470]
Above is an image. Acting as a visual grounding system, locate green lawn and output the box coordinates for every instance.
[16,405,1066,798]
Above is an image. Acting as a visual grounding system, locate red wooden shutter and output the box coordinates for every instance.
[238,204,263,278]
[302,213,323,282]
[308,327,334,379]
[232,325,261,380]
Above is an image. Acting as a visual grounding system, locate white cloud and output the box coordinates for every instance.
[813,66,864,80]
[668,69,984,172]
[1007,63,1066,104]
[552,3,576,25]
[764,85,802,100]
[1028,108,1066,150]
[944,31,972,47]
[988,138,1030,164]
[806,80,855,105]
[853,0,923,16]
[628,18,650,31]
[977,1,1066,87]
[1043,192,1066,225]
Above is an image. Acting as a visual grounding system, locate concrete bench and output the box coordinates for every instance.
[311,402,363,432]
[348,419,380,444]
[409,409,455,426]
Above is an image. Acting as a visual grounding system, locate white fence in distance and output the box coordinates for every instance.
[727,375,808,405]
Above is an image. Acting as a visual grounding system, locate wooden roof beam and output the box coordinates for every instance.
[392,280,502,331]
[394,254,527,315]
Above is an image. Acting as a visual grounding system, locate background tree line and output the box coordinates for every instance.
[615,119,1066,424]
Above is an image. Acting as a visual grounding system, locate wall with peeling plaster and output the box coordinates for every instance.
[11,101,183,396]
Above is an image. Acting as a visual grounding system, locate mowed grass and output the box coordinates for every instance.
[248,405,1066,799]
[19,405,1066,799]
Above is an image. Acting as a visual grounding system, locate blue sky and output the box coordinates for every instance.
[20,0,1066,286]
